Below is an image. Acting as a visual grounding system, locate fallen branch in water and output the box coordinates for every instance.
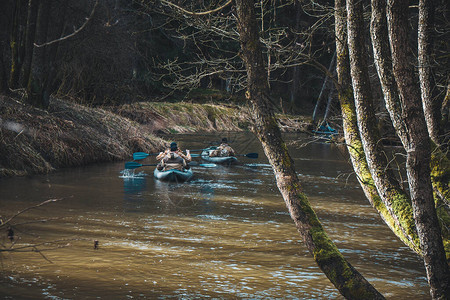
[0,198,65,227]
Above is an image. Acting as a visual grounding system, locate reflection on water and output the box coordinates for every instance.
[0,133,428,299]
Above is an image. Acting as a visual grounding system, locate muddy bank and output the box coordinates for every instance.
[0,96,311,177]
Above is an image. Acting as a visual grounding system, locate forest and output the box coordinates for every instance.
[0,0,449,298]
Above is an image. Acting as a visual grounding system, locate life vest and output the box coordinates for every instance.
[161,152,186,170]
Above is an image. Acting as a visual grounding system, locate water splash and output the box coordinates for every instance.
[119,169,146,178]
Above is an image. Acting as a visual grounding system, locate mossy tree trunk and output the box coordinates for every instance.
[347,0,421,254]
[371,0,450,260]
[386,0,449,298]
[334,0,418,253]
[234,0,384,298]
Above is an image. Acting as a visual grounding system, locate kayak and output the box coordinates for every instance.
[201,148,238,164]
[153,168,193,182]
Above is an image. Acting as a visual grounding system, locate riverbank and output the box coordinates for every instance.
[0,95,312,177]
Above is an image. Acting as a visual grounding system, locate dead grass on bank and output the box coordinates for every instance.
[0,96,165,177]
[113,102,311,134]
[113,102,250,134]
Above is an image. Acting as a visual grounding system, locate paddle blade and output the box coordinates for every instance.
[190,154,201,158]
[199,163,217,168]
[244,153,258,159]
[125,161,143,169]
[133,152,150,160]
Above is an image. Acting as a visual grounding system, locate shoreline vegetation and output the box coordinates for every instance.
[0,95,312,177]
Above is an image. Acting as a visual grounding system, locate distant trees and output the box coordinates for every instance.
[0,0,162,108]
[3,0,99,108]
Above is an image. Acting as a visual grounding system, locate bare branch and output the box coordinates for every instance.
[1,198,65,227]
[34,1,99,48]
[160,0,233,16]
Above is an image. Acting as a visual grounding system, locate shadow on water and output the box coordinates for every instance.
[0,132,428,299]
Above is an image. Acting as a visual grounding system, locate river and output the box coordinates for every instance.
[0,132,428,299]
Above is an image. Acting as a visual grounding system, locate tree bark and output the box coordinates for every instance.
[418,0,441,145]
[370,0,408,148]
[347,0,421,254]
[387,0,450,298]
[235,0,384,298]
[21,0,39,87]
[26,0,52,109]
[9,0,24,89]
[313,52,336,125]
[371,0,450,260]
[335,0,418,254]
[0,41,8,93]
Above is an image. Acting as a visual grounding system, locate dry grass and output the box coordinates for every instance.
[113,102,311,134]
[0,96,165,177]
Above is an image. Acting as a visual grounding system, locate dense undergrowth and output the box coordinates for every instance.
[0,95,311,177]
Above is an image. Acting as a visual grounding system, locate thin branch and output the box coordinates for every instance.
[1,198,64,227]
[160,0,233,16]
[34,1,99,48]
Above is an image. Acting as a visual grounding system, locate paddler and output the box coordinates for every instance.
[209,138,236,157]
[156,142,191,171]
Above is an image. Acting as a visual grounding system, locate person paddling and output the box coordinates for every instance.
[157,142,191,171]
[209,138,236,157]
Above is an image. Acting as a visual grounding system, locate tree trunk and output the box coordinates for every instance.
[45,1,66,93]
[21,0,39,87]
[347,0,421,254]
[442,82,449,130]
[335,0,417,254]
[371,0,450,260]
[322,76,335,123]
[0,41,8,93]
[313,52,336,125]
[9,0,24,89]
[234,0,384,298]
[418,0,441,145]
[387,0,450,298]
[26,0,52,109]
[370,0,409,148]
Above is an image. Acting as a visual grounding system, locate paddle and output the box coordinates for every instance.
[132,152,161,160]
[191,162,217,168]
[236,153,258,159]
[125,162,158,169]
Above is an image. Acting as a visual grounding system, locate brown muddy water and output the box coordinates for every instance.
[0,133,428,299]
